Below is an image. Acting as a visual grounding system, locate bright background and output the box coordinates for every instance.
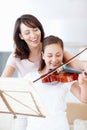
[0,1,87,130]
[0,0,87,52]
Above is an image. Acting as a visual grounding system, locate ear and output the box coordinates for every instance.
[19,33,24,40]
[41,52,45,60]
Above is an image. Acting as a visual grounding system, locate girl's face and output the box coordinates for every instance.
[19,23,41,48]
[42,43,63,71]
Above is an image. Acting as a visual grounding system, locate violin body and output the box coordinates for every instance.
[42,71,79,83]
[42,65,83,83]
[33,66,86,83]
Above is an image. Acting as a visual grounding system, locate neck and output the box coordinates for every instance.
[31,43,42,53]
[39,66,51,75]
[28,44,42,62]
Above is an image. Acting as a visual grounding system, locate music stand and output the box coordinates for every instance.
[0,78,47,118]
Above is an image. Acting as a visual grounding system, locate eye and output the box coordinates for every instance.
[56,53,62,57]
[23,31,30,35]
[47,54,52,58]
[56,54,61,57]
[33,27,39,32]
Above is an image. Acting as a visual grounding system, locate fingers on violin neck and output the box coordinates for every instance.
[57,67,63,73]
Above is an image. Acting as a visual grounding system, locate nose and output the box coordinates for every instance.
[52,56,57,63]
[30,30,35,38]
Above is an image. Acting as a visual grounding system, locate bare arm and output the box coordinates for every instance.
[63,51,87,70]
[71,72,87,103]
[1,65,15,77]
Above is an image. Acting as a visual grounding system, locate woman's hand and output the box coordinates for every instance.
[78,71,87,86]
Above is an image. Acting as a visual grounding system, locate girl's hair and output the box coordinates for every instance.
[39,35,64,71]
[13,14,45,59]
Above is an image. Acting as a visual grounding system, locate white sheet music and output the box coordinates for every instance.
[0,78,47,118]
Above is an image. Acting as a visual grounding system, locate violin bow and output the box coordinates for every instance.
[33,47,87,83]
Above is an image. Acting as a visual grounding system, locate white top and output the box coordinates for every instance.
[25,71,73,130]
[6,53,40,77]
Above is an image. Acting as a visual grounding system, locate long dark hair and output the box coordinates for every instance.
[39,35,64,71]
[13,14,45,59]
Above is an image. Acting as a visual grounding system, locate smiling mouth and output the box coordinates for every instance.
[51,64,59,67]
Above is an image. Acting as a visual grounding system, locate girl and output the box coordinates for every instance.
[25,35,87,130]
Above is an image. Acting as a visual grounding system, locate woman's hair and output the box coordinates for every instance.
[13,14,45,59]
[39,35,64,71]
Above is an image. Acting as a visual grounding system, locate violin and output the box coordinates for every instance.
[33,48,87,83]
[33,65,87,83]
[42,66,82,83]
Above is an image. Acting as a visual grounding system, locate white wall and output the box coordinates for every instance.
[43,20,87,45]
[0,0,87,51]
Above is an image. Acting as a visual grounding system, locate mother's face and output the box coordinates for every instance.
[19,23,41,48]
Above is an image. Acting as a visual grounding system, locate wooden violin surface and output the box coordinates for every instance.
[42,71,79,83]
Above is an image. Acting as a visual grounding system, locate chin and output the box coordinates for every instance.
[50,67,56,70]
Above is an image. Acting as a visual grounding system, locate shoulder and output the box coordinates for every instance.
[63,51,72,62]
[7,52,16,60]
[7,52,22,62]
[6,52,21,67]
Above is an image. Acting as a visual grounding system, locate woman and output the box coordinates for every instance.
[25,35,87,130]
[1,14,87,77]
[1,14,45,130]
[2,14,44,77]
